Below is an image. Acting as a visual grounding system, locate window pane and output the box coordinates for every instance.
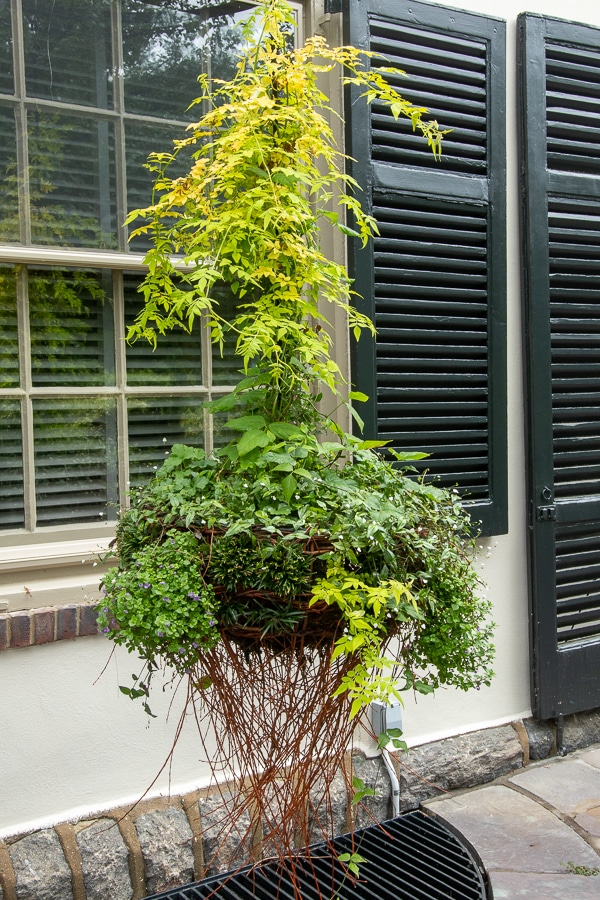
[128,396,204,487]
[122,0,201,119]
[121,0,250,119]
[205,6,255,83]
[211,285,240,385]
[124,119,189,251]
[0,266,19,387]
[30,268,115,386]
[22,0,113,109]
[124,273,202,386]
[33,397,118,526]
[0,400,24,530]
[0,0,13,95]
[0,104,19,242]
[29,109,117,248]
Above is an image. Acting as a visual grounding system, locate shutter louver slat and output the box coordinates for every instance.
[373,195,490,499]
[546,43,600,175]
[556,522,600,644]
[347,0,506,534]
[369,21,487,175]
[549,198,600,499]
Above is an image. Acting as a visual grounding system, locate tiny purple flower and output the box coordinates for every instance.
[102,626,110,633]
[142,582,151,589]
[103,606,109,613]
[178,647,185,654]
[192,642,199,649]
[163,597,170,603]
[157,630,164,637]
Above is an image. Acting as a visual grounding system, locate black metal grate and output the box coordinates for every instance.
[143,812,488,900]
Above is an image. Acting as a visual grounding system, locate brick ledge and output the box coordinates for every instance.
[0,603,99,651]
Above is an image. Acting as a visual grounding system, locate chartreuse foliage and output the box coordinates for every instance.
[125,0,445,418]
[99,0,494,721]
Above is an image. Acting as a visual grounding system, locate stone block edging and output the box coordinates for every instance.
[2,712,600,900]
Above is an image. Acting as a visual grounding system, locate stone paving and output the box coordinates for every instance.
[424,744,600,899]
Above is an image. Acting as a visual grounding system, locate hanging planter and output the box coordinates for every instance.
[97,0,495,887]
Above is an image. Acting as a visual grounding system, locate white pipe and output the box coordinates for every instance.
[381,747,400,818]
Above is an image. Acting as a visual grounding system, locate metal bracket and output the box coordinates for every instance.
[537,505,556,522]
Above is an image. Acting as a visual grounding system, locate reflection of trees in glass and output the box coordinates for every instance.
[0,110,117,248]
[0,265,114,529]
[33,396,118,526]
[128,396,205,486]
[28,111,117,248]
[29,269,113,386]
[0,400,25,529]
[0,107,21,244]
[0,1,13,95]
[0,267,18,388]
[122,0,253,118]
[0,266,112,387]
[124,273,203,386]
[22,0,113,108]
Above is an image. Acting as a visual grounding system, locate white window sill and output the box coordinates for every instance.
[0,537,116,613]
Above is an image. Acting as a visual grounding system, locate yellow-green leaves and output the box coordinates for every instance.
[310,565,420,717]
[125,0,444,417]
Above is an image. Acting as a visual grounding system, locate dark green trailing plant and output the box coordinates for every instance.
[97,0,494,720]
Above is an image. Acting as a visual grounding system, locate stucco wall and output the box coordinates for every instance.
[3,0,600,841]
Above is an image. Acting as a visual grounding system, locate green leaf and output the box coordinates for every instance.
[337,224,361,238]
[348,390,369,402]
[377,732,391,749]
[203,394,237,413]
[357,440,390,450]
[281,473,297,504]
[237,428,270,455]
[349,405,365,432]
[269,422,304,439]
[225,415,267,431]
[232,374,260,393]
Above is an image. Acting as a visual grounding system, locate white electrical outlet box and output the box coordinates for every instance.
[370,699,403,735]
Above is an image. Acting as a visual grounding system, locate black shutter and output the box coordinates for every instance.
[344,0,507,536]
[520,13,600,717]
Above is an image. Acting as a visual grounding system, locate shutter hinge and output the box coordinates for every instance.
[536,504,556,522]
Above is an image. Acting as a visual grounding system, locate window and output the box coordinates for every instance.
[0,0,275,540]
[0,0,300,610]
